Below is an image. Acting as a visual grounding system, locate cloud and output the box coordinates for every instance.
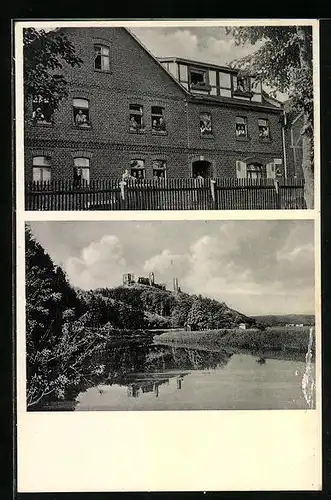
[29,220,314,316]
[143,249,188,282]
[132,27,255,66]
[178,222,314,315]
[65,234,126,289]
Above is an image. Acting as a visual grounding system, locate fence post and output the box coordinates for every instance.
[274,180,281,209]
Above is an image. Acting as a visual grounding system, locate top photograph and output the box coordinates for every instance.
[19,21,318,211]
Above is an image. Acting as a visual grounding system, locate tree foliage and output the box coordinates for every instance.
[225,26,313,119]
[26,225,95,408]
[23,28,82,114]
[225,26,314,207]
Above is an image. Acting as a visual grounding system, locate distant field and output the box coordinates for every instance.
[154,326,314,353]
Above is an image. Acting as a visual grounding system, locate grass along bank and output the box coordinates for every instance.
[154,326,314,354]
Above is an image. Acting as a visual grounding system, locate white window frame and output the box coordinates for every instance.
[235,116,248,137]
[258,118,270,139]
[32,156,51,182]
[151,106,166,132]
[189,68,209,89]
[73,98,90,127]
[32,98,52,124]
[200,112,212,135]
[152,160,167,178]
[129,104,144,131]
[73,157,90,184]
[130,159,145,179]
[94,44,110,71]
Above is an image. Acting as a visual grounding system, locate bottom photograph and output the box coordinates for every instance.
[24,219,316,411]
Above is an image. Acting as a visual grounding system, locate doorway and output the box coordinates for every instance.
[192,160,212,178]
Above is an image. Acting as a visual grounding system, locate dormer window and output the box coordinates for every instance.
[233,76,252,97]
[94,44,110,71]
[189,68,210,90]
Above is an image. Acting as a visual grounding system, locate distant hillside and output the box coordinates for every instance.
[254,314,315,326]
[88,283,256,330]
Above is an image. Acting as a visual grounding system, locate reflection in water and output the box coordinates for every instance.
[64,341,232,405]
[127,374,187,399]
[37,338,315,411]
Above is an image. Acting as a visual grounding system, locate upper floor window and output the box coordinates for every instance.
[236,116,248,138]
[32,98,52,124]
[130,159,145,179]
[33,156,51,182]
[234,76,250,94]
[151,106,166,132]
[94,44,110,71]
[129,104,144,131]
[200,112,212,135]
[73,99,90,128]
[189,68,209,89]
[73,157,90,185]
[153,160,167,179]
[258,119,270,139]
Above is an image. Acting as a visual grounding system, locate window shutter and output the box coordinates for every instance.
[266,162,276,179]
[236,161,247,179]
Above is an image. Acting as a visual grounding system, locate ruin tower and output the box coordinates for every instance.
[148,272,155,285]
[173,277,179,293]
[123,273,135,285]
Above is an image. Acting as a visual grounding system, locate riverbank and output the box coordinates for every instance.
[154,326,314,354]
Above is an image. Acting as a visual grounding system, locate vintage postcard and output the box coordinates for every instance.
[15,19,321,492]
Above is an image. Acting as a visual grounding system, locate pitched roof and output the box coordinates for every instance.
[123,28,189,95]
[158,56,237,74]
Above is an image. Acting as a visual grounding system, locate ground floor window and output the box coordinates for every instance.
[247,163,263,180]
[32,156,51,181]
[73,158,90,185]
[152,160,167,179]
[130,159,145,179]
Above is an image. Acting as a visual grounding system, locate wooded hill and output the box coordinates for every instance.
[78,283,256,331]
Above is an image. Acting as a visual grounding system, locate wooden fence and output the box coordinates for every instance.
[25,178,306,211]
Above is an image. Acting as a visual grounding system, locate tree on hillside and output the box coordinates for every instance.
[170,293,194,328]
[23,28,82,121]
[25,225,96,408]
[187,299,209,331]
[225,26,314,208]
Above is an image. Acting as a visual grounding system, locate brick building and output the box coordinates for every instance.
[25,27,289,184]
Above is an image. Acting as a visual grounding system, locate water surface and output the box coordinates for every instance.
[73,342,314,411]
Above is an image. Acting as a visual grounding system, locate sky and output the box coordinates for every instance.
[28,220,315,317]
[131,27,257,67]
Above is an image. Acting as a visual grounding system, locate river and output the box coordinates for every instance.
[66,341,314,411]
